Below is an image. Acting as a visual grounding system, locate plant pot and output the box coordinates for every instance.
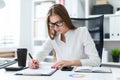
[112,56,119,62]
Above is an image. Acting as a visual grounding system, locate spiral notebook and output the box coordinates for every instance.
[15,66,57,76]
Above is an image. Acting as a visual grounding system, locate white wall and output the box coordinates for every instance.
[108,0,120,13]
[20,0,32,52]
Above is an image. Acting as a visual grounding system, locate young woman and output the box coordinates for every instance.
[28,4,100,69]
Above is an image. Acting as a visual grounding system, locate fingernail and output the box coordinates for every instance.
[33,61,37,64]
[51,66,55,69]
[55,66,59,69]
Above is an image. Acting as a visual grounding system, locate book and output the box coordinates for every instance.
[15,66,57,76]
[74,66,111,73]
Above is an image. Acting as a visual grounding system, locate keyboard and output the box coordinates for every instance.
[0,59,17,69]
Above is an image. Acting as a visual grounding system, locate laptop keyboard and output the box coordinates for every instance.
[0,59,17,69]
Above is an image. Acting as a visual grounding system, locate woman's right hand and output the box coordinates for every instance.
[28,59,39,69]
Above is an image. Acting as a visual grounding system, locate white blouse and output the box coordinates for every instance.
[35,27,101,66]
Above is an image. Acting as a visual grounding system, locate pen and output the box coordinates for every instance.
[28,53,38,64]
[28,53,33,59]
[15,73,42,76]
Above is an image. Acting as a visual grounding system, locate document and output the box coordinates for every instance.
[15,66,57,76]
[74,66,111,73]
[112,68,120,80]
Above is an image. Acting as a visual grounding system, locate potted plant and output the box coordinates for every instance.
[111,48,120,62]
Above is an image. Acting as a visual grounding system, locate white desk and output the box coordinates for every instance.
[0,62,114,80]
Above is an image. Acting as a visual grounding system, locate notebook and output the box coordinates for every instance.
[15,66,57,76]
[74,66,111,73]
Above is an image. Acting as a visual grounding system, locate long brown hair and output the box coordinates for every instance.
[46,4,76,40]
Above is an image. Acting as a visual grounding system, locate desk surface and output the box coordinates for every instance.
[0,62,114,80]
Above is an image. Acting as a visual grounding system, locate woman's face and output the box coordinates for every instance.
[49,14,69,34]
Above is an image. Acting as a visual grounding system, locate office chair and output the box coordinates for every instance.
[71,15,104,59]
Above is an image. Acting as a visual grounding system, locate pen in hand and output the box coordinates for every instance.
[28,53,39,69]
[28,53,33,59]
[28,53,37,64]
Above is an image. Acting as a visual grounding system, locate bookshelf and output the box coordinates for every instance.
[84,0,120,62]
[32,0,55,49]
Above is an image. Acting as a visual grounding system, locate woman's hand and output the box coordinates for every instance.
[28,59,39,69]
[51,60,73,69]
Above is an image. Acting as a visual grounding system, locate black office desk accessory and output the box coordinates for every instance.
[0,59,17,69]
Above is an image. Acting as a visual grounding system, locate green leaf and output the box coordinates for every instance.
[111,48,120,56]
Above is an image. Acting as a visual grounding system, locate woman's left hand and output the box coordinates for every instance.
[51,60,73,69]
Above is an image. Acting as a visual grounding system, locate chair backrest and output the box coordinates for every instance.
[71,15,104,59]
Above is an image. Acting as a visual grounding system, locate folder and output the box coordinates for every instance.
[109,15,120,40]
[15,66,57,76]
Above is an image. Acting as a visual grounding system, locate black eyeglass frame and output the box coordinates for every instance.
[49,20,64,28]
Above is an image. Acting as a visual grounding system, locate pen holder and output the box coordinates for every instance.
[17,48,27,67]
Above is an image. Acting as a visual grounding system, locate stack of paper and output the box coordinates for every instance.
[74,66,111,73]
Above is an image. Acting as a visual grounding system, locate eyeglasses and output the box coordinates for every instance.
[49,20,64,28]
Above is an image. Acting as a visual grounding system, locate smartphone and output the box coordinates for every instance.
[5,67,28,71]
[61,66,73,71]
